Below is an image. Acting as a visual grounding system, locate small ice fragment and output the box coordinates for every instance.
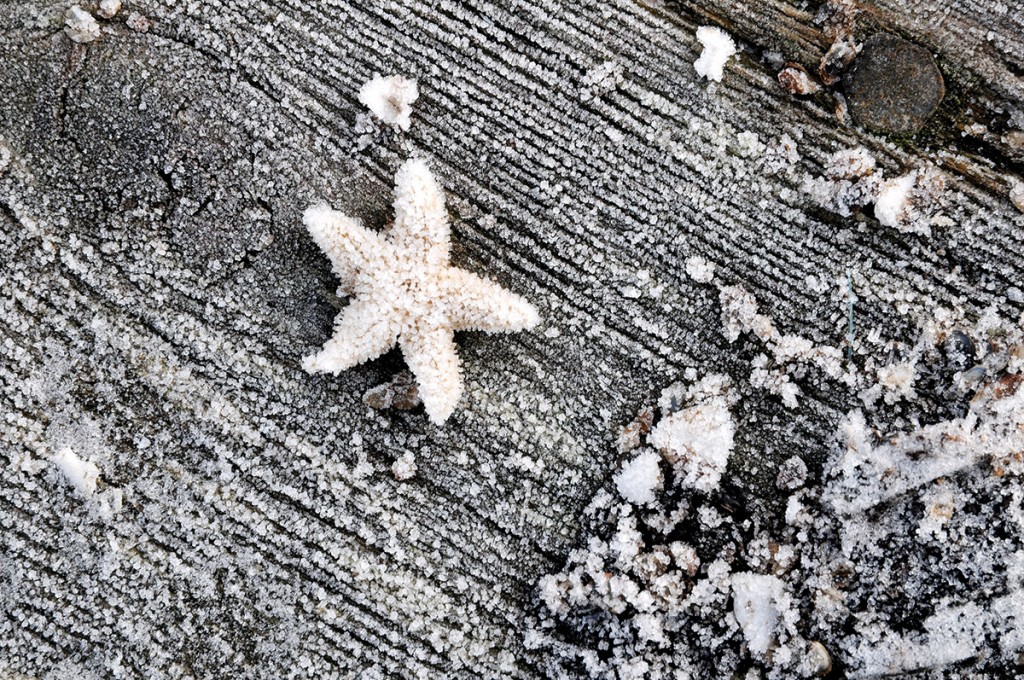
[52,447,99,497]
[358,75,419,132]
[614,450,663,505]
[694,26,737,82]
[97,0,121,19]
[392,451,417,481]
[64,6,101,43]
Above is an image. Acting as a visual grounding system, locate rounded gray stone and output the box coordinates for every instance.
[844,33,945,135]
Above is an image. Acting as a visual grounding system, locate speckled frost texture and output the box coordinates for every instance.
[302,159,540,424]
[694,26,737,82]
[530,326,1024,678]
[358,75,420,132]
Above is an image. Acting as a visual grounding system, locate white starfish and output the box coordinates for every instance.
[303,159,540,424]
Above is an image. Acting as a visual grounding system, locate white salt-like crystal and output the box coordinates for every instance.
[694,26,737,82]
[392,451,417,481]
[51,447,99,496]
[64,6,101,43]
[97,0,121,19]
[685,255,716,283]
[614,450,663,505]
[358,75,419,131]
[732,573,787,656]
[650,395,734,492]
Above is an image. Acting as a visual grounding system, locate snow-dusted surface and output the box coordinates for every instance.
[2,0,1024,678]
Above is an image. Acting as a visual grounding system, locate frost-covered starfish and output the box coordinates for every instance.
[303,159,540,424]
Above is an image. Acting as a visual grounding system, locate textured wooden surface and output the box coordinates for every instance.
[2,0,1023,677]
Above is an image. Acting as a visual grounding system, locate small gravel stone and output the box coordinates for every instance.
[97,0,121,19]
[64,6,101,43]
[844,33,945,135]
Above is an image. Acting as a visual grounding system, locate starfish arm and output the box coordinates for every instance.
[302,299,399,375]
[444,268,541,333]
[400,327,463,425]
[304,204,383,288]
[390,159,449,265]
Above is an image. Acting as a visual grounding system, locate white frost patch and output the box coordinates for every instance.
[392,451,417,481]
[580,60,624,101]
[358,75,419,131]
[694,26,737,82]
[614,450,663,505]
[874,172,916,228]
[731,573,792,657]
[803,147,882,217]
[873,360,918,403]
[51,447,99,496]
[650,387,735,493]
[64,6,101,43]
[684,255,716,283]
[828,378,1024,514]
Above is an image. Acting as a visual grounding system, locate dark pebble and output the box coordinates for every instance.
[943,330,975,371]
[844,33,945,135]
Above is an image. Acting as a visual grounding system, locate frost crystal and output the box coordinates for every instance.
[694,26,737,82]
[731,573,791,657]
[392,451,417,481]
[51,447,98,497]
[97,0,121,19]
[64,6,101,43]
[614,450,663,505]
[649,381,735,492]
[303,159,539,424]
[358,75,419,132]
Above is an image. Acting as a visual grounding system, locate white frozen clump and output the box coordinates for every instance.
[872,360,918,403]
[805,148,946,230]
[874,168,946,235]
[64,6,101,43]
[650,387,735,492]
[358,75,419,132]
[614,450,663,505]
[731,573,792,657]
[693,26,737,82]
[391,451,417,481]
[51,447,98,496]
[685,255,716,283]
[97,0,121,19]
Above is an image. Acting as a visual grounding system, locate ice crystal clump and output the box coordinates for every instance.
[694,26,737,82]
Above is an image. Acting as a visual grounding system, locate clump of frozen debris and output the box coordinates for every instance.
[391,450,417,481]
[64,5,101,43]
[875,167,946,235]
[358,75,419,132]
[529,320,1024,679]
[650,375,737,492]
[803,146,948,232]
[718,283,846,408]
[693,26,737,83]
[97,0,121,19]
